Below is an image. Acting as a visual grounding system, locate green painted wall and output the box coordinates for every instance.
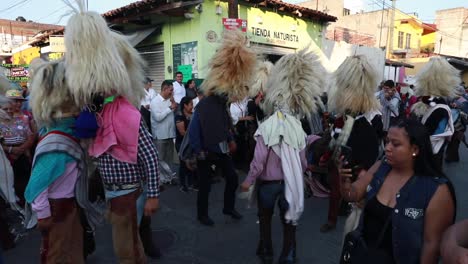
[137,0,325,80]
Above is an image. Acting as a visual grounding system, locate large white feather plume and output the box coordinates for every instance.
[414,56,461,98]
[249,60,273,98]
[328,55,380,115]
[63,0,144,107]
[262,48,326,118]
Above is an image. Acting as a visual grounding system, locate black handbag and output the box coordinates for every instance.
[340,215,393,264]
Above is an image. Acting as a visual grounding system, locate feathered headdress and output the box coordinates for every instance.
[414,56,460,98]
[262,48,326,118]
[29,59,79,126]
[201,30,257,100]
[249,60,273,98]
[0,71,12,120]
[328,55,380,115]
[63,0,145,107]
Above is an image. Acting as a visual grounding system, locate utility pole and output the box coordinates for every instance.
[439,37,443,54]
[228,0,238,18]
[378,0,385,48]
[388,0,396,57]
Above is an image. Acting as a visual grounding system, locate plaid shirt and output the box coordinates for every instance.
[98,123,160,198]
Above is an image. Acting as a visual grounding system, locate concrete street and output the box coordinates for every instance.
[4,144,468,264]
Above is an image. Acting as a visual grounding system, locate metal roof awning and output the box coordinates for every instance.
[447,57,468,69]
[385,59,414,69]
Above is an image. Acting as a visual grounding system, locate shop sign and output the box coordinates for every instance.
[1,64,30,82]
[250,26,299,47]
[50,36,66,53]
[223,18,247,32]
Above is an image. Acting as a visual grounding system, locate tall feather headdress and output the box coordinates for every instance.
[63,0,145,107]
[249,60,273,98]
[328,55,380,115]
[201,30,257,100]
[29,59,79,126]
[262,48,326,118]
[414,56,461,98]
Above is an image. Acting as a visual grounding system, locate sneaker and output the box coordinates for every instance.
[179,186,189,193]
[188,185,198,192]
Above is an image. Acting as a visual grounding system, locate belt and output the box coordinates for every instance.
[260,180,284,185]
[104,182,141,192]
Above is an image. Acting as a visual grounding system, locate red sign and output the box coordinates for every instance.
[222,18,247,32]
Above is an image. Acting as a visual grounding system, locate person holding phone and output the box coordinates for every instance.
[319,56,383,233]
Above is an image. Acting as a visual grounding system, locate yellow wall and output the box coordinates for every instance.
[12,47,40,64]
[393,19,424,51]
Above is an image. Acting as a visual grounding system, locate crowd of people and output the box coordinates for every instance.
[1,1,468,264]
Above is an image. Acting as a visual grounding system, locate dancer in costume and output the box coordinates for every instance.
[24,59,98,263]
[62,1,160,262]
[320,55,383,233]
[189,30,257,226]
[410,57,460,170]
[240,49,325,264]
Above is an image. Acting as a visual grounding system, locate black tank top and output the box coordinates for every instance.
[363,196,395,261]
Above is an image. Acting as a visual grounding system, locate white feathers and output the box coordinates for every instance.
[328,55,380,115]
[262,48,326,118]
[249,60,273,98]
[201,30,258,100]
[414,56,461,98]
[30,60,79,126]
[63,0,145,107]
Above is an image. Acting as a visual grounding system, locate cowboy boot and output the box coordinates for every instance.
[256,208,274,264]
[278,223,297,264]
[139,215,162,259]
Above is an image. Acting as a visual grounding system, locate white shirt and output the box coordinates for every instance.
[193,97,200,109]
[230,98,249,125]
[150,94,176,140]
[141,88,156,108]
[173,81,186,104]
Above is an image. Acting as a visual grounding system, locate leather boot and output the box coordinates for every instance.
[139,215,161,259]
[278,223,296,264]
[256,208,273,264]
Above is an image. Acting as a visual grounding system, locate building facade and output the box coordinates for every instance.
[104,0,336,87]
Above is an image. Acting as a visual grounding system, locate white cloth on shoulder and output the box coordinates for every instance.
[421,104,454,154]
[256,111,305,224]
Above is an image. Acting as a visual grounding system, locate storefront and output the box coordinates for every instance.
[104,0,336,85]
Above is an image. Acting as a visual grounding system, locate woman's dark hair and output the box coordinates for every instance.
[391,118,457,220]
[179,96,192,113]
[185,79,195,88]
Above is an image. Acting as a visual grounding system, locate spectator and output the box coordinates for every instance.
[173,72,186,104]
[340,118,456,263]
[192,88,204,109]
[0,90,35,206]
[151,81,177,170]
[185,79,197,99]
[140,77,156,133]
[376,80,400,133]
[441,219,468,264]
[175,96,195,192]
[230,96,254,171]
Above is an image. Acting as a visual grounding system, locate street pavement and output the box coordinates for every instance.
[4,144,468,264]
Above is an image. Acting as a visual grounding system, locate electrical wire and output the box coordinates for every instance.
[0,0,33,14]
[366,0,468,43]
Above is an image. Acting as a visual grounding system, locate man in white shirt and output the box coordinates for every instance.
[141,77,156,109]
[141,77,156,132]
[151,80,177,168]
[173,71,186,104]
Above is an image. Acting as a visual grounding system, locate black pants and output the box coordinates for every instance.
[13,154,31,206]
[197,153,238,217]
